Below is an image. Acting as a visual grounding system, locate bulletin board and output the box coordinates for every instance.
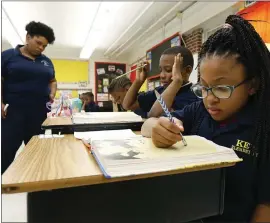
[95,62,126,111]
[146,33,184,80]
[52,59,89,99]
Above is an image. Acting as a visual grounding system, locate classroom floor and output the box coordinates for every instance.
[2,144,28,223]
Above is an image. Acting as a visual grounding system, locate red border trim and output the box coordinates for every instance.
[237,2,264,15]
[94,61,126,102]
[146,32,181,53]
[147,74,160,80]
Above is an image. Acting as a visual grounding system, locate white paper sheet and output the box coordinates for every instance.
[74,129,136,141]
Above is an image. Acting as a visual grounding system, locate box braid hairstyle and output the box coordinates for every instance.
[197,15,270,168]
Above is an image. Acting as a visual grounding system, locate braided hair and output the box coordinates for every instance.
[198,15,270,168]
[108,76,132,93]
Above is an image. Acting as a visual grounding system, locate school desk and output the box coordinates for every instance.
[42,116,144,133]
[2,134,235,223]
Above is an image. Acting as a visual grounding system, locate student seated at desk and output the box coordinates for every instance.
[141,15,270,222]
[108,76,147,118]
[122,46,198,118]
[81,92,99,112]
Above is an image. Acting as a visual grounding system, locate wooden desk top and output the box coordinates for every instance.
[42,117,73,127]
[2,135,235,194]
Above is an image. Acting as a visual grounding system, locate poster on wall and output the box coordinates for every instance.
[108,65,115,71]
[97,93,109,101]
[171,36,180,47]
[97,68,106,75]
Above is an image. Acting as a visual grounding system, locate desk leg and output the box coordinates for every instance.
[27,169,224,223]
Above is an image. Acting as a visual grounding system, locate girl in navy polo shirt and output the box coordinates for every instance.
[1,21,57,174]
[141,15,270,222]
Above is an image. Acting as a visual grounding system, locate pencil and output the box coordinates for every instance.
[115,63,147,79]
[154,90,187,146]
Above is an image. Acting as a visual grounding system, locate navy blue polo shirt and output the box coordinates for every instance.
[1,45,55,106]
[137,82,198,113]
[85,101,100,112]
[172,100,270,221]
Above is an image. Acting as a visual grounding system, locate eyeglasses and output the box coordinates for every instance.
[191,78,250,99]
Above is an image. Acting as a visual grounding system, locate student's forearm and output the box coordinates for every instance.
[122,80,144,110]
[49,80,57,96]
[141,118,158,138]
[148,80,182,118]
[252,204,270,222]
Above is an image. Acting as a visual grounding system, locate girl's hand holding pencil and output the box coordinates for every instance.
[152,116,185,148]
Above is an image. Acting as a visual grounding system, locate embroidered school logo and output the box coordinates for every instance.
[231,139,258,157]
[41,60,50,67]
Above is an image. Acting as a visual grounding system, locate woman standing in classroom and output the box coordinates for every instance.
[1,21,57,174]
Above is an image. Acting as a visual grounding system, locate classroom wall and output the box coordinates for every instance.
[127,1,237,66]
[124,2,238,85]
[52,59,90,98]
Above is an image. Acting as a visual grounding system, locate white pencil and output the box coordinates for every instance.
[4,104,9,112]
[115,63,147,79]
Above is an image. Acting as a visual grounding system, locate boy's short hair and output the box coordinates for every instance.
[162,46,194,69]
[108,76,132,93]
[84,92,94,98]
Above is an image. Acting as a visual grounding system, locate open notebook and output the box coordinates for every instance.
[72,112,143,124]
[88,130,242,178]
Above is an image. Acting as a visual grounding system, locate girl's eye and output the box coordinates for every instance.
[165,69,172,73]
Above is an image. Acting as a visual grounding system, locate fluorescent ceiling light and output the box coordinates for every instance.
[115,1,185,58]
[80,2,124,59]
[104,2,154,56]
[2,8,23,48]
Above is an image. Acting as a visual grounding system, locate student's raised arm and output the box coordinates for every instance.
[122,63,147,111]
[148,54,183,117]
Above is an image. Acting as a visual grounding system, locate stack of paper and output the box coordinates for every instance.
[72,112,143,124]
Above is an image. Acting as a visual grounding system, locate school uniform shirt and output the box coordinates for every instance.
[137,82,199,113]
[171,100,270,222]
[1,45,55,106]
[85,101,100,112]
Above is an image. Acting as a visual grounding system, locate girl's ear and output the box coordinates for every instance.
[249,78,259,96]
